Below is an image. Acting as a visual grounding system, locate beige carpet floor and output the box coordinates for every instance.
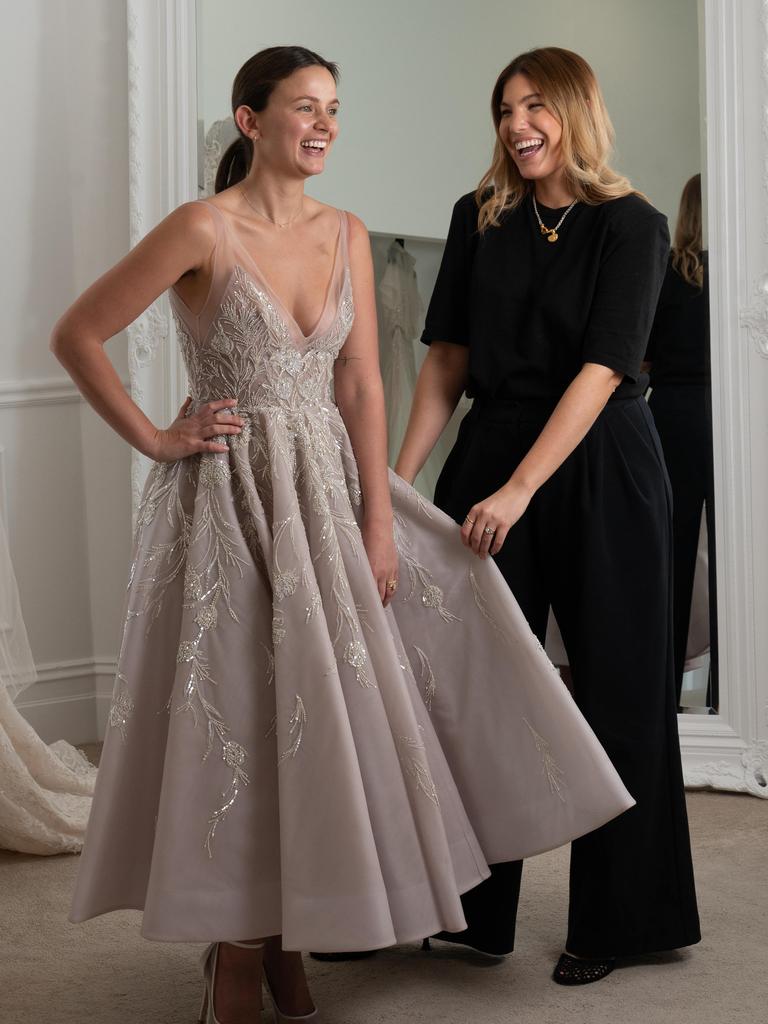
[2,787,767,1024]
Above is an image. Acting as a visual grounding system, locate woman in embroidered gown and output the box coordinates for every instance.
[53,47,633,1023]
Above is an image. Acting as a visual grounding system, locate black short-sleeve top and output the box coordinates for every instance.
[645,253,710,388]
[421,191,670,401]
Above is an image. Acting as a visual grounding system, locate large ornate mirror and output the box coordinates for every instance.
[125,0,768,796]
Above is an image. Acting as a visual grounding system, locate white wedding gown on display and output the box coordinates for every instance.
[0,510,95,855]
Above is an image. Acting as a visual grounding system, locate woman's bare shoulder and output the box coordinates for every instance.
[160,200,218,258]
[343,210,369,242]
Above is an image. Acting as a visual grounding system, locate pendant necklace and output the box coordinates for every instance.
[238,186,304,229]
[533,194,578,243]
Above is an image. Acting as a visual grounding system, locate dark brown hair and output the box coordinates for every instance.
[672,174,704,289]
[215,46,339,193]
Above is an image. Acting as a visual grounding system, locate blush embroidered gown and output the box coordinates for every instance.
[70,202,634,951]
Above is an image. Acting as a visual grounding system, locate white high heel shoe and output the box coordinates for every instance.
[262,967,320,1024]
[198,940,265,1024]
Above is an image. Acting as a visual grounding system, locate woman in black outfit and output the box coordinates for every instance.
[395,47,700,984]
[645,174,717,710]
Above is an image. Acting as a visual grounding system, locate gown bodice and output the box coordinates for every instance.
[169,202,354,417]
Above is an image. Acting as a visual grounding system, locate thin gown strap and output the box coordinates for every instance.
[338,209,351,281]
[195,198,230,268]
[169,200,232,341]
[328,209,351,310]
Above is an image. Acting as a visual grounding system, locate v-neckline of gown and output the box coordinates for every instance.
[218,206,344,343]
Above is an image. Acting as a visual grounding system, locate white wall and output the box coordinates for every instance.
[197,0,701,237]
[0,0,132,743]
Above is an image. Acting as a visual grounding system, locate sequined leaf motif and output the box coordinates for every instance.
[272,515,299,602]
[523,718,567,803]
[413,646,437,711]
[259,641,275,687]
[343,639,376,689]
[108,677,134,742]
[269,611,286,650]
[393,510,461,624]
[133,461,192,632]
[278,696,308,763]
[415,492,434,519]
[191,459,248,623]
[305,454,367,647]
[305,592,322,623]
[174,624,252,854]
[468,568,517,649]
[397,734,439,806]
[205,740,250,858]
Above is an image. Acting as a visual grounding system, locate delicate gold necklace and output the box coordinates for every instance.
[533,194,578,243]
[238,186,304,228]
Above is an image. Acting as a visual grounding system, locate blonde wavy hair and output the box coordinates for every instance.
[476,47,643,231]
[671,174,704,289]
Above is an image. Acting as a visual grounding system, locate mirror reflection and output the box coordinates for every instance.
[645,173,717,714]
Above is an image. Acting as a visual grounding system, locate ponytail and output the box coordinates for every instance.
[215,135,251,193]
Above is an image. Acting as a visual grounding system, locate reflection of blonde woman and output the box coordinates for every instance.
[397,47,701,984]
[645,174,717,708]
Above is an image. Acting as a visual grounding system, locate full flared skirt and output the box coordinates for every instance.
[71,403,633,949]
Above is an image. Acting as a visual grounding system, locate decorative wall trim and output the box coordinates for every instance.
[683,740,768,797]
[15,657,118,745]
[740,276,768,357]
[0,377,131,409]
[0,377,83,408]
[31,656,118,685]
[740,2,768,359]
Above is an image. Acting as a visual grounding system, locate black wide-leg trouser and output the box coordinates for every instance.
[434,394,701,958]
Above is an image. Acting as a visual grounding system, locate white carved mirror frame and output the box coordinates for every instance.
[125,0,768,797]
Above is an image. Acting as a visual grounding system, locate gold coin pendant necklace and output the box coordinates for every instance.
[533,194,578,243]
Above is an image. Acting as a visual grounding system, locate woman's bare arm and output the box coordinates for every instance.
[464,362,624,558]
[394,342,469,484]
[50,202,243,460]
[333,213,398,603]
[507,362,623,494]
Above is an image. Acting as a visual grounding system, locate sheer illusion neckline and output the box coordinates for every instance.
[211,202,344,341]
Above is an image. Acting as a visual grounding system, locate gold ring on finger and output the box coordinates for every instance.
[386,579,398,590]
[465,516,477,525]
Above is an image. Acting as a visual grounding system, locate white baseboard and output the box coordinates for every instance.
[15,657,117,745]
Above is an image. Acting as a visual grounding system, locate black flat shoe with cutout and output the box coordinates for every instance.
[552,952,616,985]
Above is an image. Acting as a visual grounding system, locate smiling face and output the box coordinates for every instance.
[238,65,340,179]
[499,72,565,188]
